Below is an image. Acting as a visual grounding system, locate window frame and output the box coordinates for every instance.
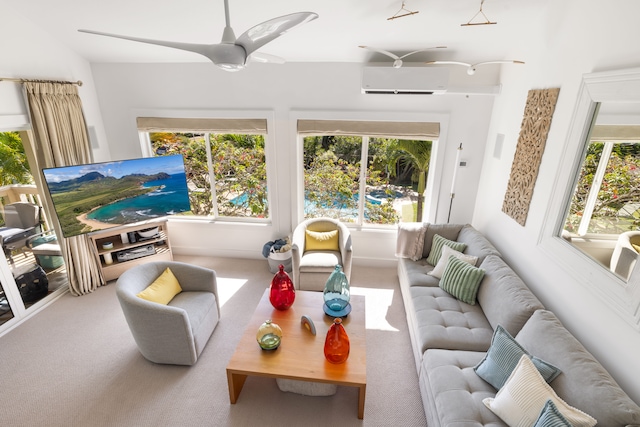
[136,109,276,224]
[291,110,450,229]
[539,68,640,329]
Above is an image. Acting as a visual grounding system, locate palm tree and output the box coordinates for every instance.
[388,140,432,221]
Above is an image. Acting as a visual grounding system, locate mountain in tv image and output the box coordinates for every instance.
[43,155,191,238]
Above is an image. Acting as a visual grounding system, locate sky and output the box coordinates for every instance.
[42,155,186,183]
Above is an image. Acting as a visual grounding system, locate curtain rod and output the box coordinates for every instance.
[0,77,83,86]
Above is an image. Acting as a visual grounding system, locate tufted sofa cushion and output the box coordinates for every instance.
[398,257,440,288]
[420,349,507,427]
[410,286,494,354]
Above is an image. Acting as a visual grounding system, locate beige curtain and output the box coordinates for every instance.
[23,81,104,295]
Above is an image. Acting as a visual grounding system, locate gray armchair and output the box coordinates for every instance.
[291,217,352,291]
[116,261,220,366]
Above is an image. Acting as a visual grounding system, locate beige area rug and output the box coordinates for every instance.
[0,256,426,426]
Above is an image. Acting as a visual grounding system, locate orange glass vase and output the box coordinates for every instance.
[324,318,350,364]
[269,264,295,310]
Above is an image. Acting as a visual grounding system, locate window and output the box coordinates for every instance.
[298,120,439,225]
[137,117,269,220]
[563,126,640,237]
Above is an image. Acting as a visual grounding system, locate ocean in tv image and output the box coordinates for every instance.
[42,155,191,238]
[87,173,189,224]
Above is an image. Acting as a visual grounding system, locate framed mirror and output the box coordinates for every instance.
[540,67,640,329]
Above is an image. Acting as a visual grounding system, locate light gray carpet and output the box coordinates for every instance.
[0,256,426,426]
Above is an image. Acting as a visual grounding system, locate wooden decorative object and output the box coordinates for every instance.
[502,88,560,226]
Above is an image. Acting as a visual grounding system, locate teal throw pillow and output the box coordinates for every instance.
[426,234,467,266]
[439,256,485,305]
[475,325,562,390]
[533,400,572,427]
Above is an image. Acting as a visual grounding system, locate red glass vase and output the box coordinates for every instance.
[269,264,295,310]
[324,318,350,364]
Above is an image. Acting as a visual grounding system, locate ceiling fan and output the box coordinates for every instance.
[425,60,524,75]
[78,0,318,71]
[359,45,447,68]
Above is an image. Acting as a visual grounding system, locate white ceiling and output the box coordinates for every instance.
[5,0,551,66]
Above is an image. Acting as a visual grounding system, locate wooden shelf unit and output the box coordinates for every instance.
[88,219,172,282]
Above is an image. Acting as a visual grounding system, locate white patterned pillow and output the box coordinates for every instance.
[483,355,596,427]
[428,244,478,279]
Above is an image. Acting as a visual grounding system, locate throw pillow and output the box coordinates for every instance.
[474,325,561,390]
[425,233,467,266]
[137,267,183,305]
[483,356,597,427]
[305,229,339,251]
[439,256,485,305]
[533,400,572,427]
[428,244,478,279]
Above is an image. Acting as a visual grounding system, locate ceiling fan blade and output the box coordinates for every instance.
[78,29,247,69]
[79,29,210,57]
[473,60,525,67]
[358,46,400,60]
[236,12,318,57]
[398,46,447,60]
[425,60,472,67]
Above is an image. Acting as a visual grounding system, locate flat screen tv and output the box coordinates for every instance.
[42,155,191,238]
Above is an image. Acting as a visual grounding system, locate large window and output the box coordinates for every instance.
[138,117,269,220]
[298,120,439,225]
[564,137,640,236]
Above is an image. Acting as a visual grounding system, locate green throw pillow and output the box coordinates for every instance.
[439,255,484,305]
[426,234,467,266]
[474,325,562,390]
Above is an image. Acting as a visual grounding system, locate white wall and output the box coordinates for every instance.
[474,0,640,403]
[89,62,496,261]
[0,5,108,159]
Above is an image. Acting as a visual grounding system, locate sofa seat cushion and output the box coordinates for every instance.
[299,250,341,272]
[516,310,640,426]
[421,349,506,427]
[410,286,494,353]
[477,255,544,338]
[398,257,440,288]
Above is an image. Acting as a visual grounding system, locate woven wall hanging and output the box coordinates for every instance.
[502,88,560,226]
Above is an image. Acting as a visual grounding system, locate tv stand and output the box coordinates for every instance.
[88,219,172,282]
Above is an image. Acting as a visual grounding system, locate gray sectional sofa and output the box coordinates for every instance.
[397,223,640,427]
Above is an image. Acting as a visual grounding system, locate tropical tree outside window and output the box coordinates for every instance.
[564,140,640,236]
[302,135,431,225]
[147,131,269,219]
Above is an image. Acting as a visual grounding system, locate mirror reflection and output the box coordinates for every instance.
[561,102,640,281]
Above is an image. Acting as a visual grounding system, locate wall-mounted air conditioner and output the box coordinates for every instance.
[361,66,449,95]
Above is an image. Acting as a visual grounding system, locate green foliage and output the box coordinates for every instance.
[565,142,640,234]
[150,132,267,218]
[0,132,33,186]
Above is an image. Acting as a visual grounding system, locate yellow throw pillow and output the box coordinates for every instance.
[305,229,340,251]
[137,267,183,305]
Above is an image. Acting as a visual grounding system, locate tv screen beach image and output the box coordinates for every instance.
[43,155,191,238]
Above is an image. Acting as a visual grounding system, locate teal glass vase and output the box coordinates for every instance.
[323,265,350,312]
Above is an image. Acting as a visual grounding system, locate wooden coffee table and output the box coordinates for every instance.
[226,289,367,419]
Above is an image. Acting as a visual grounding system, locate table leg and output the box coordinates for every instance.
[357,384,366,419]
[227,370,247,404]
